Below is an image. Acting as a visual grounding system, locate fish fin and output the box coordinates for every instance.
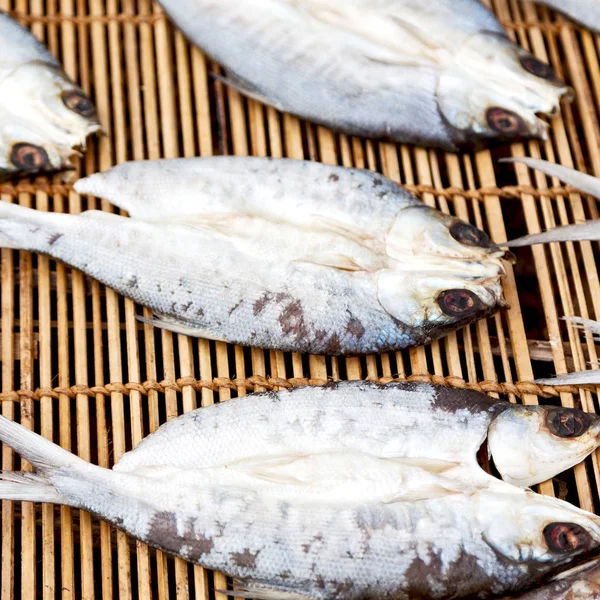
[503,221,600,247]
[384,486,465,504]
[226,455,305,484]
[219,582,313,600]
[0,471,63,503]
[211,72,283,110]
[535,370,600,386]
[152,213,239,236]
[294,252,365,272]
[501,157,600,199]
[308,215,370,244]
[564,316,600,336]
[388,457,460,473]
[136,315,228,342]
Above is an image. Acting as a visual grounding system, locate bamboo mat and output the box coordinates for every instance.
[1,0,600,598]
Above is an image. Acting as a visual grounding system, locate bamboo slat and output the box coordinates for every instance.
[1,1,600,598]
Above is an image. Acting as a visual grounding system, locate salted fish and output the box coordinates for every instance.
[157,0,570,150]
[0,12,100,179]
[113,381,600,489]
[1,383,600,599]
[533,0,600,32]
[0,157,508,355]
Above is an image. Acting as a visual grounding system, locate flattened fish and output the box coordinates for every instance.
[157,0,570,150]
[0,387,600,599]
[0,12,100,179]
[0,157,508,355]
[114,381,600,489]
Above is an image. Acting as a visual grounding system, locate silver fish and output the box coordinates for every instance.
[0,11,100,179]
[0,382,600,599]
[157,0,570,151]
[113,381,600,489]
[533,0,600,32]
[1,157,508,355]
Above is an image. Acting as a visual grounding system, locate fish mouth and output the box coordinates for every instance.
[436,32,572,144]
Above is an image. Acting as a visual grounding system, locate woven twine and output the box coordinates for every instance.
[0,374,595,404]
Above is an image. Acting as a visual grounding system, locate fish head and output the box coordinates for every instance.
[437,32,571,145]
[488,404,600,488]
[0,61,101,178]
[479,490,600,579]
[378,206,508,341]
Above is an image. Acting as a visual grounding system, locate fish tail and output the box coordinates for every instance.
[0,415,85,504]
[0,200,57,251]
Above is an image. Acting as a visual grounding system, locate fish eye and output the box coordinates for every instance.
[61,90,96,118]
[437,289,482,317]
[544,522,592,553]
[449,222,492,248]
[486,107,526,136]
[520,56,557,81]
[10,143,50,172]
[546,408,593,439]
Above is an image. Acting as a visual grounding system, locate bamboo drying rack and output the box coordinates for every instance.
[1,0,600,598]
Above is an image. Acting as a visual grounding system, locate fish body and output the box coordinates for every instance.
[534,0,600,32]
[1,387,600,599]
[112,382,600,491]
[0,12,100,178]
[157,0,569,150]
[1,157,508,355]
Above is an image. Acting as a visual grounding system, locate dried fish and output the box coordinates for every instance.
[0,157,509,355]
[157,0,570,150]
[0,12,101,179]
[113,381,600,489]
[0,382,600,599]
[532,0,600,32]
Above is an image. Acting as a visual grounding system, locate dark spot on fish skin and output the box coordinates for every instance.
[314,329,327,341]
[331,578,355,598]
[147,511,214,562]
[277,570,292,581]
[301,543,311,553]
[230,548,260,569]
[229,300,243,316]
[431,385,505,416]
[253,293,272,316]
[157,283,162,293]
[126,275,138,289]
[278,299,309,341]
[345,318,365,340]
[371,178,384,187]
[324,332,342,355]
[275,292,290,303]
[182,301,192,312]
[196,308,204,318]
[278,501,290,519]
[328,173,340,182]
[314,576,326,590]
[48,233,63,246]
[171,302,176,313]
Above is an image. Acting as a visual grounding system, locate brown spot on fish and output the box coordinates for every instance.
[371,178,384,187]
[277,570,292,581]
[182,301,192,312]
[328,173,340,182]
[314,329,327,341]
[126,275,139,288]
[431,384,503,416]
[48,233,63,246]
[346,318,365,340]
[196,308,204,318]
[230,549,260,569]
[147,511,215,561]
[324,333,342,355]
[253,293,272,316]
[279,299,308,341]
[331,578,355,599]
